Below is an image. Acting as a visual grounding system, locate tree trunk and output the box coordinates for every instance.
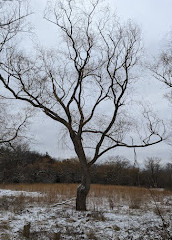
[76,168,91,211]
[69,131,91,211]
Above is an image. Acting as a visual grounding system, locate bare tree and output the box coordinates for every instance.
[150,34,172,146]
[145,157,161,188]
[0,0,31,147]
[151,41,172,104]
[0,0,165,210]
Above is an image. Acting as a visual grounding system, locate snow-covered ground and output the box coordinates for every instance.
[0,188,171,239]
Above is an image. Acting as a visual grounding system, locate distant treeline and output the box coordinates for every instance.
[0,146,171,189]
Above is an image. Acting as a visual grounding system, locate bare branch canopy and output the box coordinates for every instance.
[0,0,31,147]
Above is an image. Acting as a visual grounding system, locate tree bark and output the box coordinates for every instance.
[76,167,91,211]
[69,131,91,211]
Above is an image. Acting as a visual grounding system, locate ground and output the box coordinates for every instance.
[0,184,171,239]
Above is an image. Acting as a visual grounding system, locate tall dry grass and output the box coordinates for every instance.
[0,183,77,203]
[0,183,171,208]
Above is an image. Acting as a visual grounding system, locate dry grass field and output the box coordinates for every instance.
[0,183,171,206]
[0,184,171,239]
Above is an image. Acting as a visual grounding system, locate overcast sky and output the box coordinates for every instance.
[25,0,172,165]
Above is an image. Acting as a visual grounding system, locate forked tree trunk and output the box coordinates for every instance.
[76,168,91,211]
